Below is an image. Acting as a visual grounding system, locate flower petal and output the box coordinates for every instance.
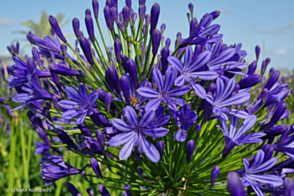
[153,68,163,92]
[137,87,160,98]
[175,75,185,86]
[218,92,250,107]
[183,46,193,69]
[108,131,135,147]
[163,66,177,92]
[217,78,236,103]
[111,118,134,131]
[189,71,218,80]
[145,97,162,111]
[190,82,206,99]
[79,84,89,101]
[167,56,183,72]
[168,85,191,96]
[175,129,188,142]
[208,48,235,66]
[119,137,135,160]
[248,174,283,188]
[140,134,160,162]
[139,109,155,127]
[187,50,211,72]
[59,100,78,109]
[124,106,139,126]
[142,127,169,138]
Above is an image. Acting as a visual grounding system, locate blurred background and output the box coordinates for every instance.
[0,0,294,70]
[0,0,294,195]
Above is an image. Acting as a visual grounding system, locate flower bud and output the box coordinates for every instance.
[57,129,78,150]
[156,141,164,160]
[117,21,125,32]
[105,66,120,93]
[36,127,52,146]
[114,38,122,63]
[79,36,94,65]
[90,157,103,179]
[87,188,94,196]
[49,15,67,43]
[137,168,143,178]
[262,88,268,104]
[105,92,113,113]
[126,58,139,89]
[92,0,99,19]
[190,17,198,35]
[111,7,118,22]
[211,165,220,187]
[266,57,271,66]
[135,149,142,164]
[77,124,92,137]
[261,60,266,75]
[255,45,260,60]
[210,10,220,20]
[96,129,105,149]
[186,140,195,163]
[227,172,246,196]
[99,184,111,196]
[126,0,131,8]
[60,44,67,56]
[85,14,95,42]
[160,23,166,34]
[67,182,81,196]
[32,47,43,69]
[261,103,287,131]
[122,6,130,27]
[85,8,91,15]
[124,184,133,196]
[161,46,169,75]
[145,14,150,26]
[248,61,257,75]
[165,38,171,48]
[104,5,114,31]
[139,0,145,5]
[264,70,280,90]
[120,76,131,103]
[138,5,146,20]
[152,29,161,56]
[188,3,193,13]
[150,3,160,34]
[284,177,294,196]
[238,74,261,89]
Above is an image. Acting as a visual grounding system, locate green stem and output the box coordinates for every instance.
[7,119,16,196]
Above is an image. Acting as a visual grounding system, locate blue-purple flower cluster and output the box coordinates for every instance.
[5,0,294,195]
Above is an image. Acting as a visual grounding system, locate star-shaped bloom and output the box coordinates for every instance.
[138,66,190,111]
[206,77,250,120]
[59,84,98,124]
[241,149,283,196]
[217,115,265,158]
[171,104,197,142]
[107,106,169,162]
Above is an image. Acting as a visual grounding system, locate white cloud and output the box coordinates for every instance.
[261,27,286,34]
[289,21,294,28]
[275,48,287,55]
[0,18,17,26]
[218,8,232,15]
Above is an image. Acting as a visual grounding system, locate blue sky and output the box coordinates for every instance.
[0,0,294,69]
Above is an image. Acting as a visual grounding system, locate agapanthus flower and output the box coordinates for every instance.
[59,84,98,124]
[241,149,283,196]
[217,115,265,158]
[171,104,197,142]
[206,78,250,120]
[138,66,190,111]
[41,158,80,185]
[107,106,168,162]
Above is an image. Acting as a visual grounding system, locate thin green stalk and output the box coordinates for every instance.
[95,19,112,62]
[7,119,16,196]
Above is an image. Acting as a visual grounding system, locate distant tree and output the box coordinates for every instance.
[15,10,68,38]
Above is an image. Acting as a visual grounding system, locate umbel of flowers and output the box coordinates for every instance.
[6,0,294,195]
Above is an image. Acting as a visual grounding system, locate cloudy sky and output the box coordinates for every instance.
[0,0,294,70]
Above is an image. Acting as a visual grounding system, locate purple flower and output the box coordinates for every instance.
[90,157,103,179]
[211,165,220,187]
[41,159,80,185]
[107,106,168,162]
[59,84,98,124]
[206,78,250,120]
[241,149,283,196]
[99,184,111,196]
[137,66,190,111]
[67,182,82,196]
[171,104,197,142]
[217,115,265,158]
[227,172,246,196]
[168,46,217,84]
